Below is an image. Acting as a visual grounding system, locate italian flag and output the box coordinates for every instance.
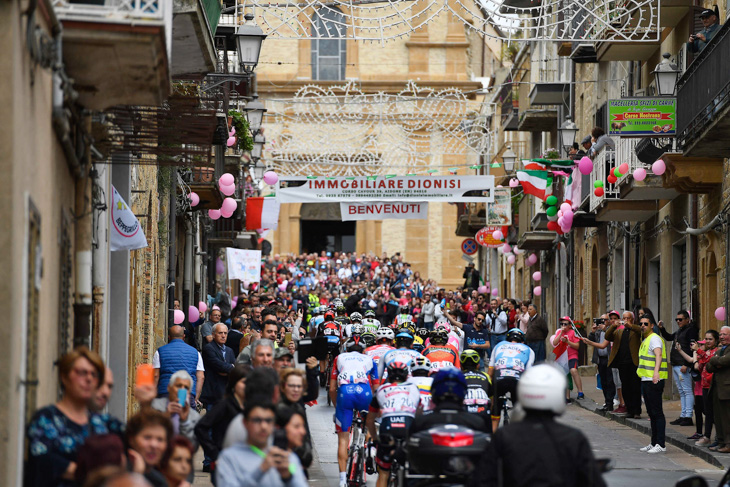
[523,160,547,171]
[245,197,281,231]
[516,170,549,200]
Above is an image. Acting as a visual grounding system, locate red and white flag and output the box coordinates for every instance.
[516,170,549,200]
[245,197,280,230]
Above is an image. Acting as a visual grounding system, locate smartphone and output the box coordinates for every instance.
[136,364,154,387]
[273,429,289,450]
[177,388,187,407]
[284,332,292,347]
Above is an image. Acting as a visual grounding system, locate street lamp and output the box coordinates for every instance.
[253,159,266,181]
[653,53,681,96]
[502,147,517,173]
[245,96,267,133]
[235,13,267,74]
[558,116,578,154]
[251,132,265,162]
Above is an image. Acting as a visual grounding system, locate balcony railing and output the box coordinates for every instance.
[52,0,166,23]
[589,148,619,212]
[677,21,730,156]
[615,136,675,185]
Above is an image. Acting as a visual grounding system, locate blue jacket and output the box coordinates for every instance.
[157,339,199,397]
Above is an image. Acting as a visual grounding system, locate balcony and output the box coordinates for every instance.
[614,137,679,200]
[455,203,486,237]
[589,146,657,221]
[517,231,556,250]
[529,84,570,107]
[53,0,171,110]
[677,22,730,157]
[593,1,660,62]
[184,165,224,210]
[170,0,219,77]
[661,152,724,193]
[518,107,558,132]
[207,216,243,247]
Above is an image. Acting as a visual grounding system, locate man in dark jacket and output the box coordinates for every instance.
[200,323,236,411]
[687,8,721,53]
[658,310,699,426]
[463,263,481,291]
[525,304,548,363]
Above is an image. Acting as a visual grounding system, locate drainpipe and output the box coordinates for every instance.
[624,223,630,310]
[183,218,193,320]
[92,163,110,356]
[73,116,93,347]
[167,170,177,326]
[689,195,699,324]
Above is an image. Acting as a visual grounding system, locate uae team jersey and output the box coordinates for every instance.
[331,352,378,386]
[489,341,535,380]
[370,381,421,420]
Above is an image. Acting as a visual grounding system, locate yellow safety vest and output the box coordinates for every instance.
[637,333,668,380]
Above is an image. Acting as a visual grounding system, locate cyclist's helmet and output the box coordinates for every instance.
[388,321,400,332]
[351,323,365,336]
[395,330,414,349]
[361,331,377,348]
[431,368,467,404]
[429,329,448,345]
[402,321,416,335]
[460,349,481,371]
[364,309,377,319]
[416,328,430,340]
[411,356,432,377]
[345,335,365,353]
[412,342,425,354]
[376,327,395,342]
[435,321,452,334]
[386,361,410,383]
[323,311,336,322]
[350,312,363,323]
[315,306,324,315]
[399,305,410,314]
[506,328,526,343]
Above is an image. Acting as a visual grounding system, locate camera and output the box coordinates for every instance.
[593,318,605,325]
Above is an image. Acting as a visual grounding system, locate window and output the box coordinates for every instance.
[311,8,347,81]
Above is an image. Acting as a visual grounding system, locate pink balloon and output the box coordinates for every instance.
[263,171,279,185]
[220,207,234,219]
[216,258,225,275]
[219,173,235,186]
[198,301,208,314]
[557,210,564,218]
[633,167,647,181]
[491,288,499,296]
[509,178,519,188]
[532,271,542,281]
[560,202,571,213]
[492,230,503,240]
[715,307,726,321]
[208,209,221,220]
[220,183,236,196]
[221,197,237,214]
[533,286,542,296]
[507,254,516,264]
[229,126,236,136]
[243,281,250,290]
[189,192,199,207]
[231,297,238,308]
[563,210,574,222]
[502,243,511,253]
[226,136,236,147]
[477,285,488,294]
[652,159,666,176]
[173,309,185,325]
[527,254,537,266]
[188,305,200,323]
[558,216,565,227]
[578,157,593,175]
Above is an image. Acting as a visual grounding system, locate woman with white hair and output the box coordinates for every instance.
[151,369,201,450]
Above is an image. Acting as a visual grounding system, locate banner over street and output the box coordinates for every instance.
[277,176,495,203]
[340,202,428,221]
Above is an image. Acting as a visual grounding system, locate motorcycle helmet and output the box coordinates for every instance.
[517,364,568,415]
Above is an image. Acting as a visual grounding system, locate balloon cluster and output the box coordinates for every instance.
[545,197,573,235]
[207,173,243,220]
[532,270,542,296]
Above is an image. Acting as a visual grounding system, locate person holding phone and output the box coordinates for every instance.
[151,370,201,450]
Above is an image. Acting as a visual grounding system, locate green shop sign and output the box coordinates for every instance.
[607,98,676,137]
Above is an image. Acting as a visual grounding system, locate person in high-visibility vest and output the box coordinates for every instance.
[637,315,669,454]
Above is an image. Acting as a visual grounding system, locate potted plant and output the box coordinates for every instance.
[227,110,254,152]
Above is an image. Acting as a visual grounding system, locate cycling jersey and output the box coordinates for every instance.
[425,333,462,352]
[395,314,413,325]
[362,318,380,333]
[409,376,435,413]
[464,370,492,415]
[364,344,395,366]
[489,341,535,380]
[332,352,378,433]
[370,381,421,422]
[378,348,424,378]
[423,345,460,372]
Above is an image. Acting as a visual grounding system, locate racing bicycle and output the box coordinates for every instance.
[346,410,369,487]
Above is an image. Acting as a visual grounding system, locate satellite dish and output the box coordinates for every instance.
[261,240,272,256]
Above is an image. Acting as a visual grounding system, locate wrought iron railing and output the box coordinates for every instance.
[677,21,730,149]
[589,147,619,212]
[615,136,675,185]
[52,0,165,22]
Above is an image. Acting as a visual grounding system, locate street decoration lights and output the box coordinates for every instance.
[652,53,681,96]
[235,13,267,74]
[558,116,578,155]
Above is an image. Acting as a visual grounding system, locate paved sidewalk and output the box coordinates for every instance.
[571,373,730,470]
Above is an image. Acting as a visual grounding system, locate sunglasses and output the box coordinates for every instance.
[640,322,651,326]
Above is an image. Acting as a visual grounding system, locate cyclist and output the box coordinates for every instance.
[362,317,380,334]
[343,312,363,339]
[489,328,534,432]
[330,335,378,487]
[378,330,424,379]
[395,304,412,325]
[361,330,377,350]
[430,319,463,352]
[366,361,421,487]
[364,328,395,372]
[461,349,492,424]
[410,356,435,413]
[409,368,490,435]
[308,306,325,338]
[413,328,429,354]
[473,365,607,487]
[423,329,460,372]
[319,310,343,385]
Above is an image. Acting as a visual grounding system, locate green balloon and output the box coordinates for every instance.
[594,180,604,188]
[546,195,558,206]
[546,206,558,217]
[547,177,554,187]
[614,167,622,177]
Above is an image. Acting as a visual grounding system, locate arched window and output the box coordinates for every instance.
[311,8,346,81]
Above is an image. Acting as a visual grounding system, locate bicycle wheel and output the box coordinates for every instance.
[326,356,333,406]
[354,446,365,486]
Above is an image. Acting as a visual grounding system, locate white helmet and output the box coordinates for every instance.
[517,364,568,415]
[376,327,395,341]
[411,356,432,375]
